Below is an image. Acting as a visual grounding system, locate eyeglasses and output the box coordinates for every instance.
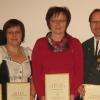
[90,21,100,24]
[50,19,66,23]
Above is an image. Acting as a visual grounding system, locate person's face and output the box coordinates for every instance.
[6,26,22,47]
[90,11,100,38]
[49,12,67,35]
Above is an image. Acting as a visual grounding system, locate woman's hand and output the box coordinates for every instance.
[30,95,35,100]
[70,94,75,100]
[41,96,45,100]
[30,78,36,100]
[78,84,85,97]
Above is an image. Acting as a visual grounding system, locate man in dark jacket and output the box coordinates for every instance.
[82,9,100,84]
[78,8,100,99]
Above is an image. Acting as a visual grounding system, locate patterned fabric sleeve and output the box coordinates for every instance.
[24,47,32,60]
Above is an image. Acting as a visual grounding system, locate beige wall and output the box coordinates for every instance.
[0,0,100,48]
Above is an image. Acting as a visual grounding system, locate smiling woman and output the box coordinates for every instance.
[32,6,83,100]
[0,19,36,100]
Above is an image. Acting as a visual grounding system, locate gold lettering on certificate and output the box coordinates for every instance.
[48,83,66,100]
[11,91,27,99]
[49,83,66,89]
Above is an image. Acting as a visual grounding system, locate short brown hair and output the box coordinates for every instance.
[89,9,100,22]
[46,6,71,29]
[3,19,25,43]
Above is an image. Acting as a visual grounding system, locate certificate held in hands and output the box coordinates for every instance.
[45,73,70,100]
[7,82,30,100]
[84,84,100,100]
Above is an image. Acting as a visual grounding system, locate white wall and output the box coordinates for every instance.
[0,0,100,48]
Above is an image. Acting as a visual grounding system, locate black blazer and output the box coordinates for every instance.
[82,37,100,84]
[0,60,9,100]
